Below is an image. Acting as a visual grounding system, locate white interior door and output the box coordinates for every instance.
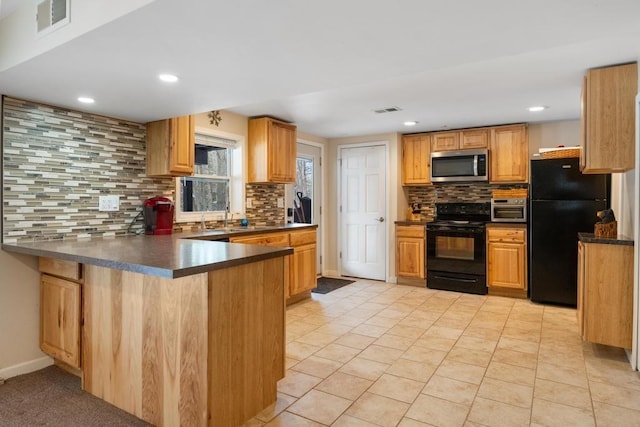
[340,144,386,280]
[292,142,322,273]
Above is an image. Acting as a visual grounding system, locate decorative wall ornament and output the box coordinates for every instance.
[208,110,222,126]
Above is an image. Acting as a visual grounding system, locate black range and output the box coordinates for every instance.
[426,202,491,295]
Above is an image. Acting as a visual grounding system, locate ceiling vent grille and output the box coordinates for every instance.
[36,0,70,36]
[373,107,402,114]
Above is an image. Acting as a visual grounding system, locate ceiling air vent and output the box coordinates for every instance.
[373,107,402,114]
[36,0,70,36]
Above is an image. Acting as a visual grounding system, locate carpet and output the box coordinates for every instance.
[0,366,150,426]
[312,276,355,294]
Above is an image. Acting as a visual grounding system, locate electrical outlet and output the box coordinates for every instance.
[98,195,119,212]
[277,197,284,208]
[245,198,253,208]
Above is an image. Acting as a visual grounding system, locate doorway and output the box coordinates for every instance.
[292,142,323,274]
[339,144,387,281]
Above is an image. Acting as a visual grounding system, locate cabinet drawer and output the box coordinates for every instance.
[39,257,82,282]
[230,233,290,247]
[289,230,317,247]
[487,228,525,243]
[396,225,426,238]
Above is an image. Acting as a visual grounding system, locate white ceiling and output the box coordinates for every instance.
[1,0,639,138]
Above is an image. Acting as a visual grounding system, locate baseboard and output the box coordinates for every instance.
[388,276,397,284]
[0,356,53,380]
[323,270,340,278]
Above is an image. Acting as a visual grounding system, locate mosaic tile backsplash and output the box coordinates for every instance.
[2,97,175,243]
[406,183,528,221]
[2,97,285,243]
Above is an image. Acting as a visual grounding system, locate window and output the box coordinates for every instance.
[175,129,244,222]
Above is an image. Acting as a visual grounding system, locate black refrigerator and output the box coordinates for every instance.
[529,157,609,306]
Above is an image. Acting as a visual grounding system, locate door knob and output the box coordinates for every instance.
[376,217,385,222]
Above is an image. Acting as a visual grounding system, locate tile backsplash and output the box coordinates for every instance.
[2,97,175,243]
[406,183,528,220]
[2,97,284,243]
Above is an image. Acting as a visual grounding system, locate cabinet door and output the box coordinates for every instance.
[487,241,526,290]
[170,115,195,175]
[146,115,194,177]
[290,244,316,295]
[396,237,425,279]
[268,121,296,183]
[490,124,528,183]
[402,134,431,185]
[41,274,81,368]
[431,132,459,151]
[460,129,488,149]
[581,63,637,173]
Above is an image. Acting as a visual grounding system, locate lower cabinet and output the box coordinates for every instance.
[486,225,527,297]
[395,225,426,280]
[40,271,82,369]
[230,228,317,299]
[577,241,633,348]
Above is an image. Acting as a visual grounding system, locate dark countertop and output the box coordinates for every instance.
[1,224,318,279]
[178,223,317,240]
[486,222,527,228]
[578,232,633,246]
[395,220,433,226]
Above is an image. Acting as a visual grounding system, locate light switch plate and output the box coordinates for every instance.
[246,198,253,208]
[98,195,120,211]
[277,197,284,208]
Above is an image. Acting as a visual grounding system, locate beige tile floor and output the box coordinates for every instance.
[245,280,640,427]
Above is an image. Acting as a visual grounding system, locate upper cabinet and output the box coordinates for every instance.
[431,129,488,151]
[431,131,460,151]
[580,62,637,173]
[248,117,297,183]
[490,124,528,183]
[146,115,194,177]
[401,134,431,185]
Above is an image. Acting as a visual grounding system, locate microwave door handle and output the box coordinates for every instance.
[473,155,478,176]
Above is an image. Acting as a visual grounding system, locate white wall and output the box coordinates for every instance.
[0,251,49,378]
[0,0,155,71]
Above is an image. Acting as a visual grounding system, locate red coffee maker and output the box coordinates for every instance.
[143,197,174,235]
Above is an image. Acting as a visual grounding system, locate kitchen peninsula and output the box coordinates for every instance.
[2,228,306,426]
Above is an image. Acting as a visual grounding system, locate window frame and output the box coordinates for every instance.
[174,127,245,223]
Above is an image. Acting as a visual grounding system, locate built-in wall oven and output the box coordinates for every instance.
[491,198,527,223]
[426,202,490,295]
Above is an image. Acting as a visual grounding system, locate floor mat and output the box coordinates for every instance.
[312,276,355,294]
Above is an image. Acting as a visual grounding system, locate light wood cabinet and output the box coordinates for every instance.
[460,129,489,149]
[431,131,459,151]
[146,115,195,177]
[230,228,317,298]
[248,117,297,183]
[490,124,528,183]
[40,273,81,368]
[486,225,527,298]
[580,62,637,173]
[431,129,489,152]
[396,225,426,279]
[577,241,633,348]
[401,134,431,185]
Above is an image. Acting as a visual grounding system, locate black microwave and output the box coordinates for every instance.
[430,149,488,182]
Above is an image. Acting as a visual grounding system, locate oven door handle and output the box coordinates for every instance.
[431,275,478,283]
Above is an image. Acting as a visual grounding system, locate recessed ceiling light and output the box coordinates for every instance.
[528,106,547,112]
[404,121,418,126]
[158,74,179,83]
[77,97,95,104]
